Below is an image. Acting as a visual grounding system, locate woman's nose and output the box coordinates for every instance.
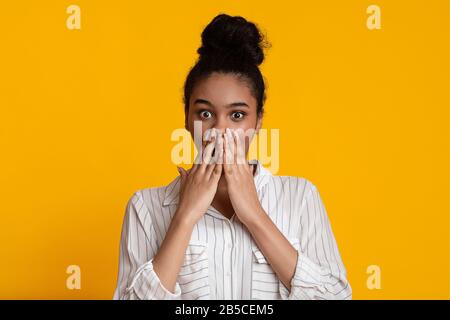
[212,117,229,136]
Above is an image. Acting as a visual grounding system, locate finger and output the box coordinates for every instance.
[203,128,213,142]
[227,128,236,162]
[177,166,187,190]
[193,128,213,168]
[199,134,216,172]
[209,159,223,185]
[217,132,224,166]
[190,162,199,174]
[207,133,223,178]
[224,128,235,166]
[193,146,203,166]
[210,130,222,165]
[209,133,224,182]
[209,129,218,164]
[205,130,218,177]
[224,129,234,176]
[233,129,246,164]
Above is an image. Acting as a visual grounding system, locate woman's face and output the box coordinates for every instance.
[185,72,262,158]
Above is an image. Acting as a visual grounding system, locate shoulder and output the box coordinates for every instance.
[267,174,320,204]
[126,185,168,211]
[119,185,171,237]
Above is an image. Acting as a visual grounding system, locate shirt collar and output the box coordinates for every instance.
[162,159,272,207]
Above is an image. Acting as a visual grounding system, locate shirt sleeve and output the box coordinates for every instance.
[112,191,182,300]
[279,181,352,300]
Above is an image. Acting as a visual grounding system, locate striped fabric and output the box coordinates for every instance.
[112,159,352,300]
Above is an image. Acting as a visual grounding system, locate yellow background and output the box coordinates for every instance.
[0,0,449,299]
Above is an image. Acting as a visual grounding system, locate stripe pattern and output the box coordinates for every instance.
[112,159,352,300]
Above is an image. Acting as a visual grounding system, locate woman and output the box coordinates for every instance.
[113,13,351,300]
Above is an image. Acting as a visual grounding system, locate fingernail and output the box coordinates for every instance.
[177,166,181,173]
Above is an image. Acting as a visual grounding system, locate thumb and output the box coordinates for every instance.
[177,166,187,184]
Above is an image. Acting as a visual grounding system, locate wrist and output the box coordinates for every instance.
[241,207,267,230]
[172,209,198,228]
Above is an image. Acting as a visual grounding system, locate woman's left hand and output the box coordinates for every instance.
[222,128,265,226]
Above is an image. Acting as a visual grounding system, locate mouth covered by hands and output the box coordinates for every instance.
[200,127,249,165]
[199,128,263,225]
[176,127,263,225]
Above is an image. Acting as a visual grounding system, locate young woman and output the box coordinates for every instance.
[113,13,351,300]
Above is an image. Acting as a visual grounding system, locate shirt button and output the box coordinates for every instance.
[226,271,231,276]
[227,243,232,249]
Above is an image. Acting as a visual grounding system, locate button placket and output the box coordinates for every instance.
[222,219,236,299]
[228,220,237,299]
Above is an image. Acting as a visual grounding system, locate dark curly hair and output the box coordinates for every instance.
[183,13,270,119]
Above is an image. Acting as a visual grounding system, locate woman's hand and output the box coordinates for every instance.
[175,130,224,226]
[223,128,265,226]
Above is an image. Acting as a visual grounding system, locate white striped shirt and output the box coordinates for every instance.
[112,159,352,300]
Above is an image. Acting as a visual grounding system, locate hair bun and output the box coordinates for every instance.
[197,14,268,66]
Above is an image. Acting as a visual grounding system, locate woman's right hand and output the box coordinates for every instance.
[175,130,224,225]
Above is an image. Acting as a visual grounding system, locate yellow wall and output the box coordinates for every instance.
[0,0,449,299]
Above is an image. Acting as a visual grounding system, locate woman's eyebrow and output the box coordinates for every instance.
[193,99,249,108]
[193,99,214,107]
[227,102,249,108]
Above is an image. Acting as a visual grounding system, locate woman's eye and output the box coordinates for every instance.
[199,110,212,119]
[231,111,246,120]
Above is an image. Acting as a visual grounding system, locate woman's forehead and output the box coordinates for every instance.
[191,73,256,108]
